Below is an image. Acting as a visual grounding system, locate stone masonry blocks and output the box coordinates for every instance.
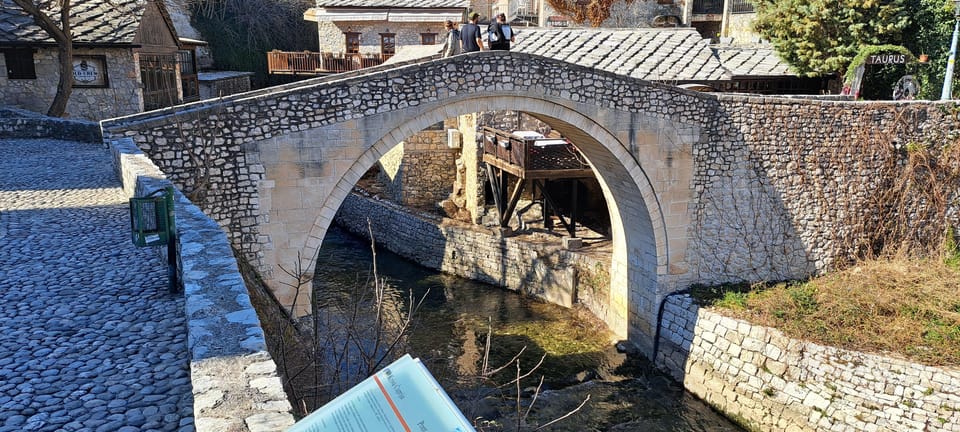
[658,295,960,432]
[101,52,960,370]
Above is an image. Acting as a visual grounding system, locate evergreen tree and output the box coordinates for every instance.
[752,0,910,77]
[190,0,318,88]
[901,0,956,99]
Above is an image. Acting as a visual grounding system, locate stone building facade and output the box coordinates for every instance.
[0,47,143,121]
[315,21,450,55]
[0,0,185,121]
[305,0,468,55]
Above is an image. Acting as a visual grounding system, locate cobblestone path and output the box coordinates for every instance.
[0,138,193,431]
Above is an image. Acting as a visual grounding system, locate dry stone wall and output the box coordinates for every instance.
[696,97,960,285]
[657,295,960,432]
[376,127,458,208]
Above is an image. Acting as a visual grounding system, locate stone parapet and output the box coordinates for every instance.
[108,137,295,432]
[656,294,960,431]
[0,107,102,143]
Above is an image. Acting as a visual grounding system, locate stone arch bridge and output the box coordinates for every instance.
[101,51,958,355]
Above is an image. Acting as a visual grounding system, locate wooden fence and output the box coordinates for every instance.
[267,51,388,75]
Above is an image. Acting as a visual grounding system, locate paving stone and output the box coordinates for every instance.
[0,138,193,431]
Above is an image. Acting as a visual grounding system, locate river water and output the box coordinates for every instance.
[312,225,743,431]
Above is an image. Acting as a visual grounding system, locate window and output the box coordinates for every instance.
[731,0,754,13]
[345,32,361,54]
[4,49,36,79]
[380,33,396,58]
[692,0,723,14]
[421,33,437,45]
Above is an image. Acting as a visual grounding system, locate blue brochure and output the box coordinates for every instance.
[288,354,476,432]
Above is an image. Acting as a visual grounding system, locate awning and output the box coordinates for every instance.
[305,7,462,23]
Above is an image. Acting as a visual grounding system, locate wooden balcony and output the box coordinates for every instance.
[267,50,390,75]
[480,127,592,180]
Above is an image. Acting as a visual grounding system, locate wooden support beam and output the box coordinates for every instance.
[501,179,527,228]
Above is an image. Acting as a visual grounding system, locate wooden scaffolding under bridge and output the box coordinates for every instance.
[480,126,594,237]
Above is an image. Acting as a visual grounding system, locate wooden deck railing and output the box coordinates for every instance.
[480,127,592,179]
[267,50,389,75]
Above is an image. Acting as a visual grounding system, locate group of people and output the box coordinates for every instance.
[442,11,515,57]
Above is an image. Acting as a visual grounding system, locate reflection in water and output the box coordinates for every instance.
[313,225,743,431]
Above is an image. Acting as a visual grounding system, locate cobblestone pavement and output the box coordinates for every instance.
[0,138,193,432]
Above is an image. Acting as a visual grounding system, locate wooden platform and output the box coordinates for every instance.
[480,127,595,237]
[480,127,593,179]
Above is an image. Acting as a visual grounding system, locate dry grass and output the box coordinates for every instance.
[691,255,960,366]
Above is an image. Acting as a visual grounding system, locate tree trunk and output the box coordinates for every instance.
[47,39,73,117]
[12,0,74,117]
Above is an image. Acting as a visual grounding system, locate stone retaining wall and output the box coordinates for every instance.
[377,127,458,208]
[109,137,295,432]
[690,97,960,286]
[0,107,102,143]
[334,190,614,323]
[656,294,960,432]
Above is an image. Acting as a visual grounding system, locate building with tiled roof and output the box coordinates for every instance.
[512,28,835,94]
[304,0,469,57]
[0,0,197,120]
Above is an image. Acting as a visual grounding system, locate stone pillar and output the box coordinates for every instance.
[458,113,484,224]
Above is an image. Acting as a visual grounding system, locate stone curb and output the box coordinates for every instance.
[109,137,295,431]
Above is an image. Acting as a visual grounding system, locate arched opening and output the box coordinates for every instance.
[297,95,672,350]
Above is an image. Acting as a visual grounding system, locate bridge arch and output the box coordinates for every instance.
[288,93,694,349]
[103,52,705,353]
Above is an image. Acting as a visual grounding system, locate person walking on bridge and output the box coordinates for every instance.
[487,12,515,51]
[460,12,484,53]
[442,20,462,57]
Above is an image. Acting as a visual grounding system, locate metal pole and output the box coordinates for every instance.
[942,3,960,100]
[164,186,180,294]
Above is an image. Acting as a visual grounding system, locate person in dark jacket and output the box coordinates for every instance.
[487,12,515,51]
